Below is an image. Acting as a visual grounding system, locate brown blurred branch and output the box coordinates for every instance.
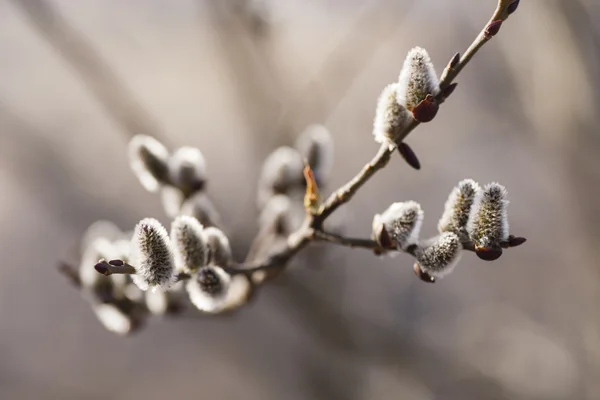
[8,0,166,143]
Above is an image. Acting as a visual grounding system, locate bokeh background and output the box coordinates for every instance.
[1,0,600,399]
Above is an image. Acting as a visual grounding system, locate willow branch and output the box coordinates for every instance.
[315,1,516,225]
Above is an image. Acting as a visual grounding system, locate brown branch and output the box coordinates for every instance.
[88,0,522,296]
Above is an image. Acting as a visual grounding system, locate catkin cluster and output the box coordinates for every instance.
[372,178,520,283]
[76,125,335,334]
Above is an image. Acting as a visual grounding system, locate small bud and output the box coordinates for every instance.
[449,52,461,69]
[507,0,520,15]
[414,232,462,278]
[257,146,304,207]
[467,182,510,254]
[396,142,421,170]
[129,218,175,291]
[442,83,458,99]
[372,201,423,250]
[171,216,209,273]
[203,227,232,266]
[397,47,441,111]
[79,237,118,289]
[507,235,527,248]
[92,303,136,336]
[303,162,320,214]
[168,146,206,195]
[295,124,334,185]
[485,20,503,38]
[411,94,439,123]
[373,83,413,145]
[438,179,482,241]
[128,135,170,192]
[179,192,221,228]
[413,262,435,283]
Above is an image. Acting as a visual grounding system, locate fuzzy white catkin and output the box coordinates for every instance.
[373,201,424,250]
[93,303,133,336]
[80,220,123,255]
[145,289,170,316]
[467,182,510,249]
[186,266,250,313]
[438,179,482,241]
[128,135,170,192]
[168,146,207,194]
[186,265,230,312]
[373,83,413,146]
[179,192,221,228]
[171,215,209,272]
[295,124,334,184]
[160,185,185,218]
[397,47,440,111]
[202,227,232,266]
[130,218,175,291]
[257,146,304,208]
[415,232,462,278]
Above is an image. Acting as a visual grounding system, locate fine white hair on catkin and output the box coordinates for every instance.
[130,218,175,291]
[415,232,462,278]
[373,83,413,146]
[372,201,424,250]
[467,182,510,249]
[397,47,440,111]
[171,215,209,273]
[438,179,482,240]
[128,135,170,192]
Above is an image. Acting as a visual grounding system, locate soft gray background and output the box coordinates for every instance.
[1,0,599,399]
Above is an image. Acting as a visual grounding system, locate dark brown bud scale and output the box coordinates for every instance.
[475,246,503,261]
[485,20,503,38]
[412,95,439,123]
[377,224,394,249]
[95,262,109,275]
[397,142,421,170]
[507,0,520,15]
[413,263,435,283]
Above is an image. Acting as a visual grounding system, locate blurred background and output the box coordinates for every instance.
[1,0,600,399]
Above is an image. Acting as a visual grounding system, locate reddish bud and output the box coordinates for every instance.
[485,20,503,38]
[475,246,503,261]
[109,259,124,266]
[413,263,435,283]
[397,142,421,170]
[442,83,458,99]
[412,95,439,123]
[507,0,520,15]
